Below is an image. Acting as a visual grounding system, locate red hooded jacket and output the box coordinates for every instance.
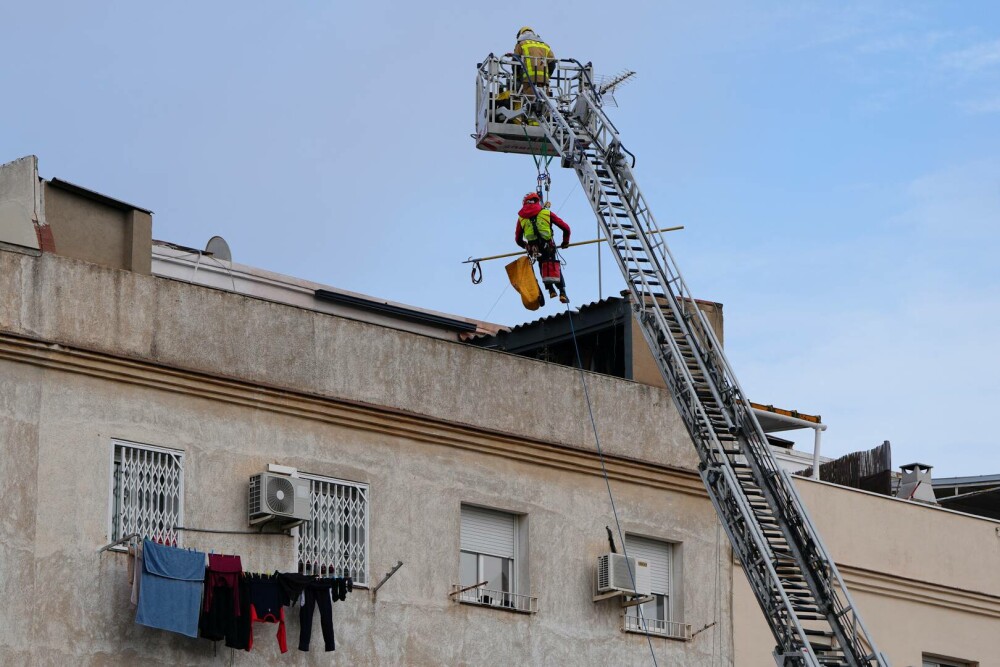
[515,203,571,249]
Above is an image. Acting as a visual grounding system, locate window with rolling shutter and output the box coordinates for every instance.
[624,534,679,636]
[625,534,671,596]
[461,505,515,558]
[457,505,535,612]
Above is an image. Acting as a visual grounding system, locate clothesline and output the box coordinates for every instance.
[98,525,292,555]
[127,537,353,654]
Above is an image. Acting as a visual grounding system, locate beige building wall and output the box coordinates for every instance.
[0,249,734,665]
[630,299,724,389]
[734,477,1000,666]
[0,156,42,250]
[42,182,152,274]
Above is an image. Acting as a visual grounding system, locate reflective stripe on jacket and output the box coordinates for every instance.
[516,39,553,83]
[519,209,553,242]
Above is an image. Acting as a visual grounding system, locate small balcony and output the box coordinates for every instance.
[451,583,538,614]
[622,614,692,641]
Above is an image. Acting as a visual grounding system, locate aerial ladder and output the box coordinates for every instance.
[475,55,889,667]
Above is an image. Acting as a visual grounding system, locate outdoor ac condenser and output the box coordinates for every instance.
[248,472,311,527]
[596,553,651,596]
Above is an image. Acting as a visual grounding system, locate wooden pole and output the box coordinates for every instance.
[463,225,684,264]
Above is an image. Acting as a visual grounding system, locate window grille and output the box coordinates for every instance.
[110,440,183,547]
[297,474,369,586]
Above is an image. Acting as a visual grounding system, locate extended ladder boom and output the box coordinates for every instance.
[476,55,889,667]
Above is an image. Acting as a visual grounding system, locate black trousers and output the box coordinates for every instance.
[299,587,335,652]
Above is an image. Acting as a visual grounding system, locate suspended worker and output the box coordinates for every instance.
[515,192,571,303]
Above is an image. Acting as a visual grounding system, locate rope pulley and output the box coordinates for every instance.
[537,170,551,203]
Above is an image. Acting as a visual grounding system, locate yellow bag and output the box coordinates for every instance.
[505,256,543,311]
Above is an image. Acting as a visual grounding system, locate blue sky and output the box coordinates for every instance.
[3,2,998,476]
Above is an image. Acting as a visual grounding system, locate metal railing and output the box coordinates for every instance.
[451,584,538,614]
[475,54,592,143]
[622,614,692,641]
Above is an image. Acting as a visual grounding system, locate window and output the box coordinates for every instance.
[923,656,975,667]
[109,440,184,547]
[457,505,535,613]
[624,535,688,639]
[297,474,369,587]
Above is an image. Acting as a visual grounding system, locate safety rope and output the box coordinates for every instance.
[519,121,553,202]
[565,303,659,667]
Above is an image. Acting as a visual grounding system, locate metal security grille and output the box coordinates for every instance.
[298,474,369,586]
[111,440,183,546]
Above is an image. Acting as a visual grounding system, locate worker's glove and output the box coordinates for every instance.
[560,240,569,249]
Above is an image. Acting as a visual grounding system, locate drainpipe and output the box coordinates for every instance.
[811,426,824,480]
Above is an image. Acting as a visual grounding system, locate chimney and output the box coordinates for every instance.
[895,463,937,505]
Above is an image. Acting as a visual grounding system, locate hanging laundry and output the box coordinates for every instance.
[199,554,246,649]
[277,572,350,652]
[246,573,288,653]
[135,539,206,638]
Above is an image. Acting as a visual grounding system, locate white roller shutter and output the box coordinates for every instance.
[461,505,515,559]
[625,535,671,595]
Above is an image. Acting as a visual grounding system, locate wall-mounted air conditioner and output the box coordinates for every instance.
[248,472,311,527]
[596,553,651,596]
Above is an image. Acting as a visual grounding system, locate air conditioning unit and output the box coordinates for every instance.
[248,473,311,527]
[596,553,651,596]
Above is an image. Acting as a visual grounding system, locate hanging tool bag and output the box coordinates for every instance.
[505,256,544,310]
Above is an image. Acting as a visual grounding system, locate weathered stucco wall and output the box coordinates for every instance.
[0,155,42,250]
[0,249,732,665]
[734,477,1000,666]
[0,250,698,472]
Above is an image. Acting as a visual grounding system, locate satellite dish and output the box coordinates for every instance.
[205,235,232,262]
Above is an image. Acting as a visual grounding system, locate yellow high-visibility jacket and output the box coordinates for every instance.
[515,38,554,84]
[519,209,553,242]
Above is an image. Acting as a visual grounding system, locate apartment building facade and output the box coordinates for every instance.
[3,154,998,666]
[0,155,733,664]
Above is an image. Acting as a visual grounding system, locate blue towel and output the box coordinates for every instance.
[135,539,206,638]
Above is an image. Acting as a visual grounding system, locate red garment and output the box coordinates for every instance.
[203,554,242,615]
[249,604,288,654]
[514,202,570,248]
